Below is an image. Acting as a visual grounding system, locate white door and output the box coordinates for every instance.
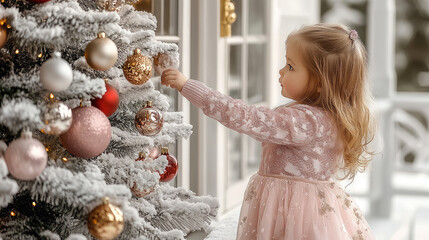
[191,0,320,215]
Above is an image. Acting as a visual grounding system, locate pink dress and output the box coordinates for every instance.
[181,80,375,240]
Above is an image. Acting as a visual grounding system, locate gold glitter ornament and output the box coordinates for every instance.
[123,48,153,85]
[87,198,124,240]
[85,32,118,71]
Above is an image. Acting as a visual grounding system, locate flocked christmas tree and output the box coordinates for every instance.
[0,0,218,239]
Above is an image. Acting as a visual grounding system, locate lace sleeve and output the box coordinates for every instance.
[181,80,328,146]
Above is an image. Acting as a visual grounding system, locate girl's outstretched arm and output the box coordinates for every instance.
[161,69,329,146]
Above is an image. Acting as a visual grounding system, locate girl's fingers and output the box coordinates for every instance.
[164,76,177,81]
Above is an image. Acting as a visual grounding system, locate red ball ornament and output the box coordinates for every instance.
[91,80,119,117]
[60,106,111,159]
[27,0,51,3]
[156,147,178,182]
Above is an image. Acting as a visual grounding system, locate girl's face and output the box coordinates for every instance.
[279,40,311,101]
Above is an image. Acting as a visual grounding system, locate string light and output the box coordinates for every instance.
[15,49,19,54]
[38,53,43,58]
[32,202,36,207]
[61,157,68,162]
[10,211,16,217]
[49,93,55,100]
[6,25,11,29]
[45,147,49,152]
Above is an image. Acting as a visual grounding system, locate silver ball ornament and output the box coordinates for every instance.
[41,101,72,135]
[4,131,47,180]
[40,52,73,92]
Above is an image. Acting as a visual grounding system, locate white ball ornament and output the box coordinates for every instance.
[4,130,48,180]
[40,52,73,92]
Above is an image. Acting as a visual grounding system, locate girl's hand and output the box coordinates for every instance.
[161,69,188,92]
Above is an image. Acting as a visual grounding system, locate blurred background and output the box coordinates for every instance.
[135,0,429,239]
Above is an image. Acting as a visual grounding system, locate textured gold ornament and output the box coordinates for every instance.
[87,198,124,240]
[123,48,153,85]
[85,32,118,71]
[0,19,7,48]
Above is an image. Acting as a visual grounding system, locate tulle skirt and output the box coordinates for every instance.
[236,172,375,240]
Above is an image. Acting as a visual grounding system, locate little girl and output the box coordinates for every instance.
[161,23,376,240]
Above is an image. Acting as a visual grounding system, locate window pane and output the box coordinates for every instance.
[229,45,242,99]
[164,0,179,36]
[247,136,261,174]
[231,0,242,36]
[153,0,178,36]
[248,43,266,104]
[228,130,242,184]
[248,0,266,35]
[153,0,162,35]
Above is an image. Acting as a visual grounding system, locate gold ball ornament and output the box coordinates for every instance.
[87,198,124,240]
[85,32,118,71]
[123,48,153,85]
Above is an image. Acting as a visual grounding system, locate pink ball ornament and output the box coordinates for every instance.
[4,131,47,180]
[60,106,111,159]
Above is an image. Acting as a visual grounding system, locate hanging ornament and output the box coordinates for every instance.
[59,106,111,159]
[134,101,163,136]
[40,96,73,135]
[123,48,153,85]
[153,52,180,75]
[85,32,118,71]
[156,147,178,182]
[91,79,119,117]
[27,0,51,3]
[131,152,156,198]
[87,197,124,240]
[40,52,73,92]
[4,130,47,180]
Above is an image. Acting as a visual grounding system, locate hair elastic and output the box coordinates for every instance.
[349,30,358,41]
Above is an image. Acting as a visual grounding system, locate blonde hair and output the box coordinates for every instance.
[288,23,376,180]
